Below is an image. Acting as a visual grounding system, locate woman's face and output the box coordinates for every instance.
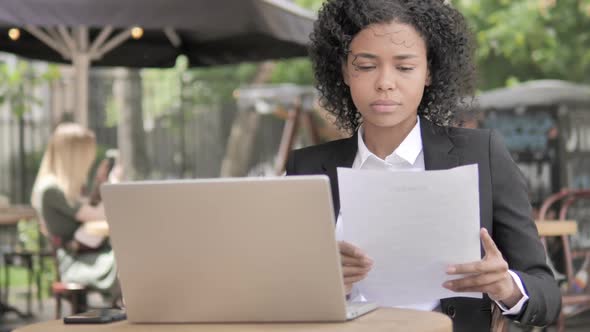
[343,21,430,133]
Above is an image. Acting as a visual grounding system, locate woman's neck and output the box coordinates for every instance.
[362,118,417,160]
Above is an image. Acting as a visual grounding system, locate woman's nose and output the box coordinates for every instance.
[376,69,397,91]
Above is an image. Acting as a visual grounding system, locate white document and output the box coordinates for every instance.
[337,164,482,307]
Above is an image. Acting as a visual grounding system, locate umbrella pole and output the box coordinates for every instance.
[73,53,89,127]
[73,27,89,127]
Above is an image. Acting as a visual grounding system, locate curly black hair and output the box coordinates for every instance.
[309,0,476,132]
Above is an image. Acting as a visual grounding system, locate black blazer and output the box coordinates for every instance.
[286,117,561,332]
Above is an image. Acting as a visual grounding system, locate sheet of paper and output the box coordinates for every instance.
[337,164,482,307]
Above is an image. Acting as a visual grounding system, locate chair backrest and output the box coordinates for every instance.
[558,191,590,249]
[539,189,590,291]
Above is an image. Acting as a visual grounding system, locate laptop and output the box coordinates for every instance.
[101,175,377,323]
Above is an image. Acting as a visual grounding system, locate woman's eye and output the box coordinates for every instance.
[398,66,415,72]
[354,65,376,71]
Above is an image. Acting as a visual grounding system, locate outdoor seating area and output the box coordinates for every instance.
[1,1,590,332]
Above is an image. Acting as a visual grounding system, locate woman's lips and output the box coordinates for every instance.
[370,100,402,113]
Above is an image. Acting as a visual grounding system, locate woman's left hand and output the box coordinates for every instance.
[443,228,522,307]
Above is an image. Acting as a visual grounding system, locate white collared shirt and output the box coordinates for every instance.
[336,117,529,315]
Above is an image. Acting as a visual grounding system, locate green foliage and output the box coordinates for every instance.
[295,0,324,12]
[142,58,182,118]
[104,95,118,128]
[17,219,41,252]
[142,56,259,117]
[0,267,29,288]
[181,60,259,105]
[0,61,59,117]
[270,58,314,85]
[455,0,590,88]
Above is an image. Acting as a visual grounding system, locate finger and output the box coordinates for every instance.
[342,265,371,278]
[448,259,508,275]
[338,241,367,259]
[341,255,373,267]
[344,274,368,284]
[445,283,506,299]
[442,271,506,291]
[480,228,501,257]
[344,283,352,295]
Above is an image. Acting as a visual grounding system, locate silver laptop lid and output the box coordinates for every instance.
[101,176,349,323]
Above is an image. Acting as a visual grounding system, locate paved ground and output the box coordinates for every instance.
[2,287,590,331]
[1,287,107,332]
[1,294,61,332]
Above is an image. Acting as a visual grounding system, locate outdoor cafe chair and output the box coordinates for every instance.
[538,189,590,332]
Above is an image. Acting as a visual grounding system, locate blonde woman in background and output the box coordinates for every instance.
[31,122,119,306]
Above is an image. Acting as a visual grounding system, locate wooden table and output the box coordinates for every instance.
[535,220,578,237]
[14,308,452,332]
[0,205,37,249]
[0,206,37,225]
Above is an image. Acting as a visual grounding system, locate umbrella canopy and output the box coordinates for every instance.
[0,0,315,67]
[477,80,590,111]
[0,0,315,125]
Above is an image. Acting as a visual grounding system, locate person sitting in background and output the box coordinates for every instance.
[31,122,119,304]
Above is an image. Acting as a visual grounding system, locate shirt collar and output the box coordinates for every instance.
[357,116,423,167]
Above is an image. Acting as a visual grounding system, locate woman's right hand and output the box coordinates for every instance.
[338,241,373,295]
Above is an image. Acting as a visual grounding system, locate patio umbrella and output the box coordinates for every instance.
[477,80,590,110]
[0,0,315,125]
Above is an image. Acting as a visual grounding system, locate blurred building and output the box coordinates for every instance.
[462,80,590,244]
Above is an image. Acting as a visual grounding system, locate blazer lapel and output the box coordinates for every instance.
[421,117,460,170]
[321,132,358,217]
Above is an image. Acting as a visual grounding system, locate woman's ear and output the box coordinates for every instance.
[425,67,432,87]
